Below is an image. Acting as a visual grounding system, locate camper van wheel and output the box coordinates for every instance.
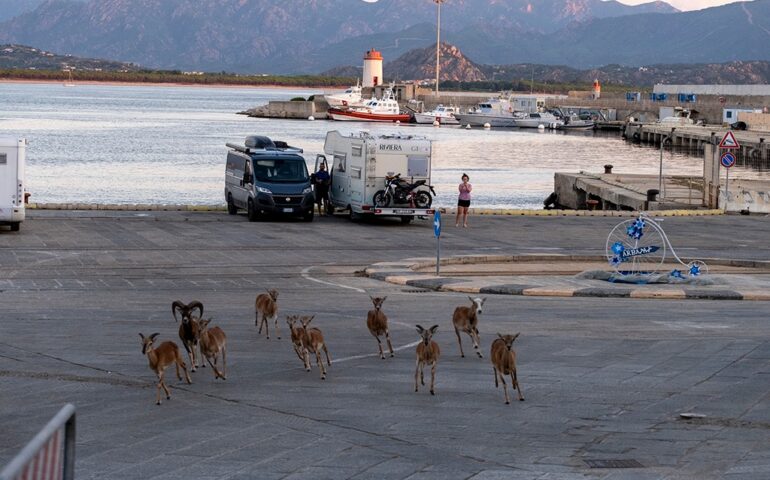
[400,216,413,225]
[247,199,259,222]
[10,223,20,232]
[227,195,237,215]
[303,209,314,222]
[349,208,362,222]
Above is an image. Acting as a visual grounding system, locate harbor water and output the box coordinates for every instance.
[0,82,709,209]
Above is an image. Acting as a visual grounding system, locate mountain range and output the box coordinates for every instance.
[0,0,768,74]
[374,43,770,85]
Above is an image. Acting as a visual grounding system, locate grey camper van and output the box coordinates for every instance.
[224,136,315,221]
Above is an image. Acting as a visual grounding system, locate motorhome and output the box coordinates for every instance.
[0,137,26,232]
[224,135,315,221]
[317,130,435,223]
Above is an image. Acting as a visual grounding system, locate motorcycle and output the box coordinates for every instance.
[373,173,436,208]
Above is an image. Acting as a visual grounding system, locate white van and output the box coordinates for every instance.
[317,130,435,223]
[0,137,26,232]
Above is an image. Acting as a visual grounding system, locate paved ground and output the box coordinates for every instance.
[365,254,770,300]
[1,211,769,480]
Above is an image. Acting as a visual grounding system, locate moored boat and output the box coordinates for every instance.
[453,96,520,127]
[413,105,460,125]
[325,81,363,108]
[328,86,411,123]
[559,114,595,130]
[516,112,564,129]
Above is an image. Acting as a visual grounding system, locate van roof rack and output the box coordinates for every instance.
[226,135,303,154]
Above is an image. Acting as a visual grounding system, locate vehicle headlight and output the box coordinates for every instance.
[256,186,272,194]
[302,186,313,195]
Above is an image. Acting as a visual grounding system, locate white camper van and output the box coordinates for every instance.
[0,137,26,232]
[317,131,435,223]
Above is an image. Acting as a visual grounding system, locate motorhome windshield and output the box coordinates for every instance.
[252,157,309,183]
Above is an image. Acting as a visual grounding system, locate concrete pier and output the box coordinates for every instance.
[623,123,769,160]
[554,172,706,211]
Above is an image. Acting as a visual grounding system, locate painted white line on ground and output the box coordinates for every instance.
[332,339,421,364]
[301,266,366,293]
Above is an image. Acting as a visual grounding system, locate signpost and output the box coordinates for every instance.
[718,132,740,210]
[433,210,441,276]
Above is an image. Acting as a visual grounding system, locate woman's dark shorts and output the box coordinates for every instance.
[457,199,470,208]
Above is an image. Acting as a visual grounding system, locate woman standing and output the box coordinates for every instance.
[456,173,472,228]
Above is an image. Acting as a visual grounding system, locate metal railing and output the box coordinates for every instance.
[0,404,76,480]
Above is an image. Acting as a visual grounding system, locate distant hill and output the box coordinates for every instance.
[380,44,770,87]
[0,44,140,72]
[385,43,486,82]
[0,0,682,74]
[483,61,770,86]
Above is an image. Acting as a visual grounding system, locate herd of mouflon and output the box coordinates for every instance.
[139,294,523,405]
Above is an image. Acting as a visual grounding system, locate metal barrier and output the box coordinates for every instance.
[0,404,75,480]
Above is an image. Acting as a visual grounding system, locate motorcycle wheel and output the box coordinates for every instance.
[373,190,392,207]
[414,191,432,208]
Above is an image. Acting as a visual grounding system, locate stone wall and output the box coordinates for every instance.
[738,112,770,132]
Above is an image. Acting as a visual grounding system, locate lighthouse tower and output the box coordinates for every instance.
[592,79,601,99]
[362,49,383,88]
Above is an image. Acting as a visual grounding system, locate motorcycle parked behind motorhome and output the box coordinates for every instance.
[373,173,435,208]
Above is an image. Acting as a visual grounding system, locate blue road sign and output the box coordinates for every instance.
[433,210,441,237]
[721,152,736,168]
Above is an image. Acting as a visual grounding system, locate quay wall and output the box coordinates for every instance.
[739,112,770,132]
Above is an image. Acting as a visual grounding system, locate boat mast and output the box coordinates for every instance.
[434,0,445,97]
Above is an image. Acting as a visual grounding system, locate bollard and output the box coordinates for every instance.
[604,164,613,174]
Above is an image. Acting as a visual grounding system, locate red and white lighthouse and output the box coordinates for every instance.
[363,49,383,88]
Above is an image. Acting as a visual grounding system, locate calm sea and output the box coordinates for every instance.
[0,82,708,209]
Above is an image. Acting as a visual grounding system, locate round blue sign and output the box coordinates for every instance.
[433,210,441,237]
[721,152,736,168]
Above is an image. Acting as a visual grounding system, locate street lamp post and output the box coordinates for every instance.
[434,0,445,96]
[658,127,676,197]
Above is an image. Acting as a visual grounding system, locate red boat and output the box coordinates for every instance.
[327,86,411,123]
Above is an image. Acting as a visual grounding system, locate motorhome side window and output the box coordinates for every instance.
[0,154,6,165]
[351,145,363,157]
[334,153,346,173]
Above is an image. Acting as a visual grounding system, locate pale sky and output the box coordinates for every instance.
[615,0,749,11]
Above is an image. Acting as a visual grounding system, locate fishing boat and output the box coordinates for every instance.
[328,86,411,123]
[413,105,460,125]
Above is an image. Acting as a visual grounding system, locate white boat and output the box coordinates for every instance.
[516,112,564,129]
[453,96,520,127]
[325,81,363,108]
[413,105,460,125]
[659,107,695,125]
[328,86,411,123]
[559,114,595,130]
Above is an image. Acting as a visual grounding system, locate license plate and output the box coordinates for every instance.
[393,209,415,214]
[283,208,293,213]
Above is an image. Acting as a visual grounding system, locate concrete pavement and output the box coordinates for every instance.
[1,211,769,479]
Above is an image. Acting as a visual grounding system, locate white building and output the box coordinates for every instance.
[654,84,770,96]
